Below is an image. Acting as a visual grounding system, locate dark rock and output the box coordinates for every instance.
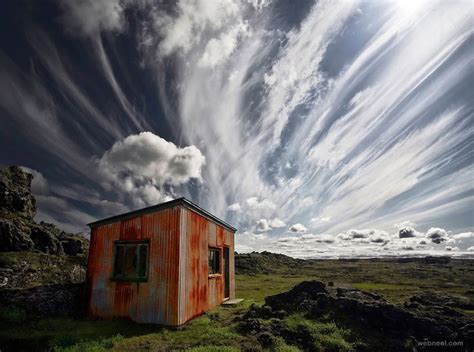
[0,283,86,317]
[0,218,34,251]
[327,281,334,286]
[0,166,36,219]
[261,305,273,318]
[265,280,327,311]
[60,235,89,256]
[237,317,264,335]
[409,292,474,310]
[423,256,450,264]
[0,166,89,256]
[263,280,473,343]
[30,222,63,255]
[256,331,275,348]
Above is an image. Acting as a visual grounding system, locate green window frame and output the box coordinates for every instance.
[208,247,221,275]
[112,240,149,282]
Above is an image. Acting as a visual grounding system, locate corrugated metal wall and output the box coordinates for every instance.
[178,207,235,325]
[86,204,235,326]
[87,206,181,325]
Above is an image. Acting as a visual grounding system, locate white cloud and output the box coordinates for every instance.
[453,232,474,240]
[426,227,448,244]
[157,0,241,56]
[256,218,271,232]
[310,216,331,224]
[445,246,459,252]
[96,132,205,206]
[58,0,126,36]
[289,223,307,233]
[256,217,286,232]
[269,218,286,228]
[227,203,242,212]
[198,22,250,68]
[398,227,418,238]
[4,0,472,256]
[393,220,416,229]
[245,197,276,211]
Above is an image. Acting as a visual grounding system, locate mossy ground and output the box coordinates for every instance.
[0,258,472,351]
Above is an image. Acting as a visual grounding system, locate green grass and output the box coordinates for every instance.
[236,274,316,303]
[52,335,123,352]
[0,306,27,323]
[0,251,87,288]
[1,258,472,351]
[284,313,353,352]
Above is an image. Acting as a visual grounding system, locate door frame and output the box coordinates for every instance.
[223,246,230,299]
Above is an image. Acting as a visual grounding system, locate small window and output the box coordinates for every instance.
[209,248,221,275]
[112,240,149,282]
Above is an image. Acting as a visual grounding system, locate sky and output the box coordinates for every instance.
[0,0,473,258]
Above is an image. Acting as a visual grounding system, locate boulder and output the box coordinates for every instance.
[30,222,63,255]
[0,166,89,256]
[60,235,89,256]
[262,280,472,343]
[265,280,328,311]
[0,218,34,251]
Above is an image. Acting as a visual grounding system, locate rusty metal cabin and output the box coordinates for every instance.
[86,197,236,326]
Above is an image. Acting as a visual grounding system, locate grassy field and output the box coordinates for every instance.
[0,258,472,351]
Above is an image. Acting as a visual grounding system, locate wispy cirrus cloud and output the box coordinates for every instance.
[0,0,472,257]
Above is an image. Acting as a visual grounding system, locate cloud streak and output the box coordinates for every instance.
[0,0,472,257]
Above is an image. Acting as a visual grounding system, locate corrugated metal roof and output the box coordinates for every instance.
[87,197,237,232]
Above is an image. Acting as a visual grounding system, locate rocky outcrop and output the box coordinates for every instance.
[0,218,35,251]
[0,166,89,318]
[0,166,88,256]
[238,281,474,349]
[0,166,36,218]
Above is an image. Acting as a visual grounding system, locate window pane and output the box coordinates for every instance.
[209,248,220,275]
[113,241,149,281]
[138,244,148,278]
[114,245,125,277]
[123,246,137,277]
[208,250,213,274]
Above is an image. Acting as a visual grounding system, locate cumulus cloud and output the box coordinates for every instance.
[256,217,286,232]
[227,203,241,212]
[393,220,416,229]
[426,227,448,244]
[289,223,307,233]
[269,218,286,228]
[453,232,474,240]
[445,246,459,251]
[398,227,418,238]
[58,0,127,36]
[96,132,205,206]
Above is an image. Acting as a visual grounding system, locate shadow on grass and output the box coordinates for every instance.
[0,314,164,352]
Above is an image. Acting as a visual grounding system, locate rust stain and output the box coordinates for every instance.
[86,203,235,326]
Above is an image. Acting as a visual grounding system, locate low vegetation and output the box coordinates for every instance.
[1,255,472,351]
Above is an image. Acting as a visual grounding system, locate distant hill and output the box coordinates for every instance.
[235,251,307,275]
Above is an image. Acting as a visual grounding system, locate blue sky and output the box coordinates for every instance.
[0,0,473,257]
